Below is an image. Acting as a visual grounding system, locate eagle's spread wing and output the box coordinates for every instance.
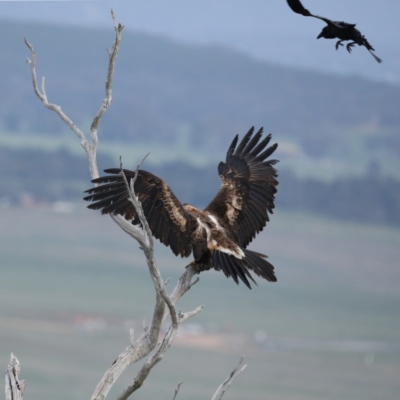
[84,169,196,257]
[205,127,278,248]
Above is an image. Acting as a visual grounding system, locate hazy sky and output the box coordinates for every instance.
[1,1,399,82]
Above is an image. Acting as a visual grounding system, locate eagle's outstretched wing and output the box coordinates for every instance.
[84,169,196,257]
[205,127,278,248]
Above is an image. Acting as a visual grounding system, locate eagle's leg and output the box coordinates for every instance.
[346,42,356,53]
[335,40,345,50]
[185,259,197,270]
[185,260,212,273]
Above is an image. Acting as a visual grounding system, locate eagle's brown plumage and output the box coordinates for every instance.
[84,127,279,289]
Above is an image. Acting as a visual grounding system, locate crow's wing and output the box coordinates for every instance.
[286,0,345,29]
[286,0,312,16]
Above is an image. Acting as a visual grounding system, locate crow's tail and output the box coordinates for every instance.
[367,49,382,63]
[362,37,382,63]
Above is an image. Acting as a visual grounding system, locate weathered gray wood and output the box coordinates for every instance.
[24,9,123,181]
[93,162,203,400]
[211,356,247,400]
[5,354,25,400]
[172,382,184,400]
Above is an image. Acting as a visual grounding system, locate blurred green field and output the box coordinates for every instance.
[1,206,400,399]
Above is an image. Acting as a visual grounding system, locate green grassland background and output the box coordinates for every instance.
[1,206,399,400]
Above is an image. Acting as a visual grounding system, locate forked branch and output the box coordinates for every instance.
[94,162,202,400]
[24,9,123,180]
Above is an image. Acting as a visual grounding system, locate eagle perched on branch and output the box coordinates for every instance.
[84,127,279,289]
[286,0,382,63]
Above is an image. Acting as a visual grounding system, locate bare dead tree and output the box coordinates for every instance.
[5,9,246,400]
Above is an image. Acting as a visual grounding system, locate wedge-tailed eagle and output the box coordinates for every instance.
[286,0,382,63]
[84,127,279,289]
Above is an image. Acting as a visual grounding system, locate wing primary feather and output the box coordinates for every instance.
[226,135,239,159]
[242,127,263,155]
[234,126,254,156]
[103,168,134,175]
[85,178,124,192]
[249,134,272,157]
[83,185,126,202]
[254,143,278,162]
[205,128,279,249]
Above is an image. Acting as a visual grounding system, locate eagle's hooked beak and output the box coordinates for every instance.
[317,32,324,39]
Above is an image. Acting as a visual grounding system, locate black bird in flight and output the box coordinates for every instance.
[286,0,382,63]
[84,127,279,289]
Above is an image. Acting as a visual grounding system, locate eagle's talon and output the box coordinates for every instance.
[185,260,199,272]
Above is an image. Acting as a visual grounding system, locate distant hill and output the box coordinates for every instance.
[1,146,400,228]
[1,19,400,179]
[1,0,399,83]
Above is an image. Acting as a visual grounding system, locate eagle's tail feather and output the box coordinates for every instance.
[212,250,255,289]
[212,249,276,289]
[243,249,277,283]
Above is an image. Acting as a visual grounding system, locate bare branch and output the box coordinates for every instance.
[91,265,200,400]
[90,161,202,400]
[91,9,123,133]
[211,356,247,400]
[89,9,124,177]
[90,159,201,400]
[179,305,204,323]
[116,303,202,400]
[110,214,148,245]
[5,354,25,400]
[172,382,184,400]
[129,329,135,346]
[24,37,88,151]
[92,159,202,400]
[24,8,123,180]
[119,155,179,325]
[91,261,200,399]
